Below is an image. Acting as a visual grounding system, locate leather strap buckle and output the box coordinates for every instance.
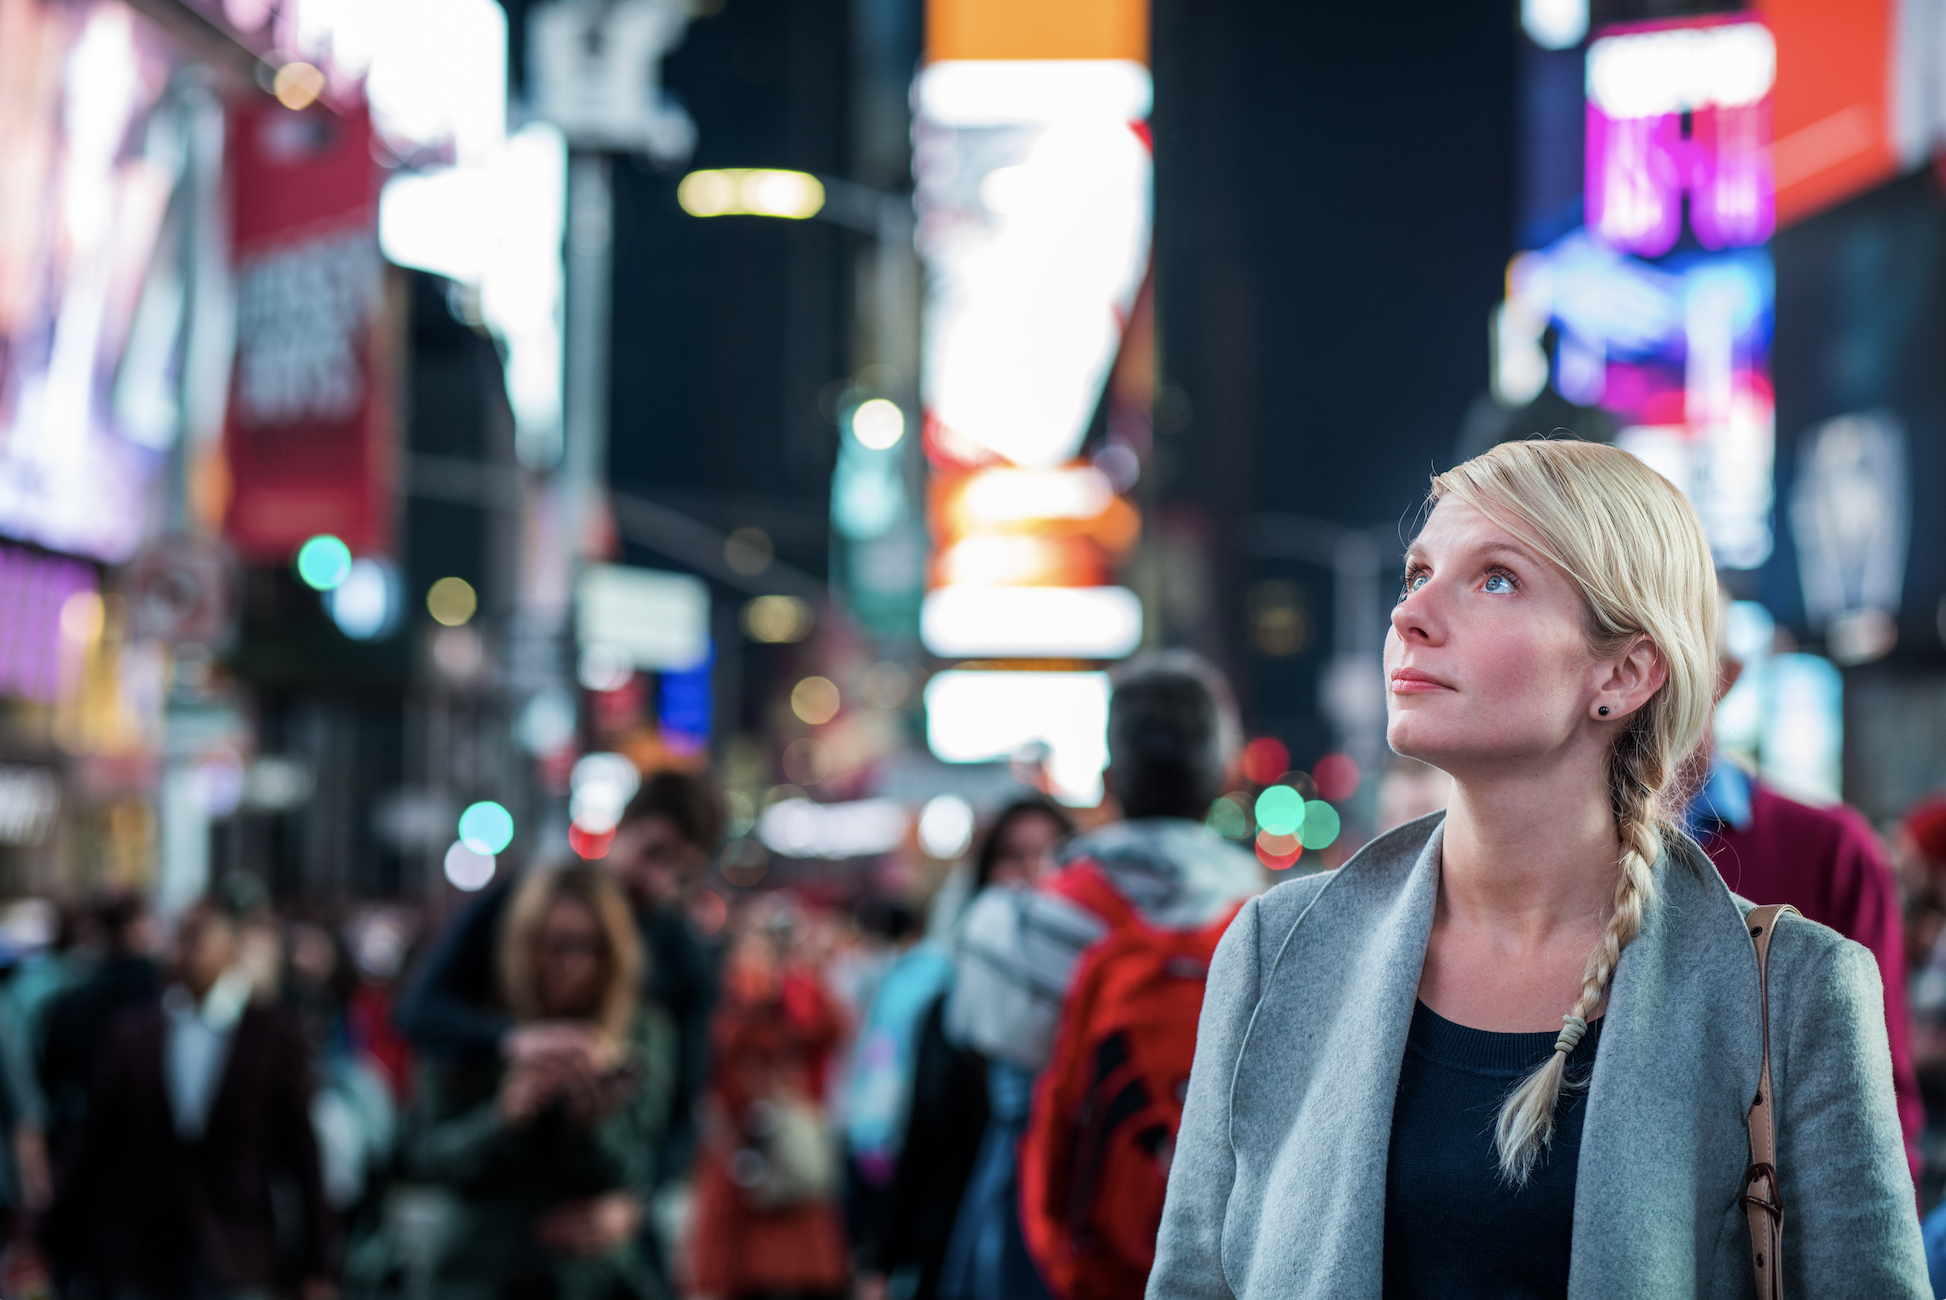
[1742,1161,1783,1223]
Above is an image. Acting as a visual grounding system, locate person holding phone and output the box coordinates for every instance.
[408,863,674,1300]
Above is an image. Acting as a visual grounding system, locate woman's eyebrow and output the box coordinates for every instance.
[1478,540,1539,566]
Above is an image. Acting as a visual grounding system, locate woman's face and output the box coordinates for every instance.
[987,811,1065,888]
[534,897,607,1020]
[1384,496,1624,779]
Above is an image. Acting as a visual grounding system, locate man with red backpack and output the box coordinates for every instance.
[938,653,1269,1300]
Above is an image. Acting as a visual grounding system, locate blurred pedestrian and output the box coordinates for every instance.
[863,797,1073,1300]
[944,656,1262,1300]
[1687,602,1923,1184]
[282,918,398,1220]
[840,896,939,1273]
[399,772,720,1185]
[1151,440,1926,1297]
[686,896,848,1300]
[406,862,673,1300]
[0,899,76,1219]
[44,878,337,1300]
[37,891,156,1173]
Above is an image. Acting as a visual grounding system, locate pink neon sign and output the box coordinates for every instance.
[1584,17,1776,257]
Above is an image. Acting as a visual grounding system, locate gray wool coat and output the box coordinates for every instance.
[1148,811,1930,1299]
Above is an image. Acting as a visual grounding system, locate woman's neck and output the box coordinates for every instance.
[1440,757,1621,946]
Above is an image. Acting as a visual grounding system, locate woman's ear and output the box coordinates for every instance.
[1593,636,1667,722]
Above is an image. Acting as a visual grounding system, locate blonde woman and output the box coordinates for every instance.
[409,863,674,1300]
[1149,441,1926,1298]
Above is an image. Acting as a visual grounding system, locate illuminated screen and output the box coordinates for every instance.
[0,3,183,562]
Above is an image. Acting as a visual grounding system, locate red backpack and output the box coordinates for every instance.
[1017,863,1244,1300]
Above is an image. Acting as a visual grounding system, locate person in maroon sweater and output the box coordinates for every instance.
[1689,741,1923,1185]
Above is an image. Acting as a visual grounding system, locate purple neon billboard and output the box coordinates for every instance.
[1585,16,1776,257]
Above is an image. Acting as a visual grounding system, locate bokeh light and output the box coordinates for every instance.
[295,535,353,591]
[1300,800,1342,851]
[1240,737,1290,786]
[1254,785,1307,836]
[791,675,841,725]
[458,800,514,854]
[677,169,825,220]
[742,594,814,643]
[1313,752,1361,802]
[1206,794,1249,840]
[568,823,615,859]
[781,737,831,785]
[918,794,976,859]
[851,398,906,450]
[272,60,326,111]
[443,839,495,890]
[570,752,640,836]
[689,889,729,936]
[577,643,634,691]
[326,557,399,640]
[724,526,774,576]
[1255,829,1303,871]
[427,576,478,626]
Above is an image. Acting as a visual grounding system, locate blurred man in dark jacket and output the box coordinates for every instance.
[1689,621,1922,1184]
[46,887,335,1300]
[38,891,156,1171]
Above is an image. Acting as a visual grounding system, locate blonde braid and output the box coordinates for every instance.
[1492,714,1667,1185]
[1427,440,1717,1187]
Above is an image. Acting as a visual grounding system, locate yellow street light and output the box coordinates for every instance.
[678,169,826,220]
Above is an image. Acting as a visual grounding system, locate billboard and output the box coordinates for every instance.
[1497,13,1779,572]
[0,0,184,561]
[222,98,391,561]
[913,0,1152,802]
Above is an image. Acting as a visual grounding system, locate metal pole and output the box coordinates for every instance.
[563,152,614,562]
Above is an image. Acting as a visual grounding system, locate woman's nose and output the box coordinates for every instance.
[1391,582,1440,644]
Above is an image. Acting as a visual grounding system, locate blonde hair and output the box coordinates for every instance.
[497,862,642,1041]
[1430,439,1717,1184]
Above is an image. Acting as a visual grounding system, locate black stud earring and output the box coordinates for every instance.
[1598,706,1610,716]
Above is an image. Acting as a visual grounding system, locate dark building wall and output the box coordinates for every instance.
[1150,0,1515,755]
[606,0,855,583]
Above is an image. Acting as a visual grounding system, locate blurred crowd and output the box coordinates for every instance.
[6,646,1946,1299]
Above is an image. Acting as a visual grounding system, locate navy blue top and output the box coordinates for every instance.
[1383,1000,1604,1299]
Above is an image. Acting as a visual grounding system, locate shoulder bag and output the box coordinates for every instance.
[1743,902,1797,1300]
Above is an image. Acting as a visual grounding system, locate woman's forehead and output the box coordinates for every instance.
[1412,497,1541,562]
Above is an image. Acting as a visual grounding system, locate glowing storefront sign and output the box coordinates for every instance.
[915,0,1151,671]
[923,669,1111,805]
[1499,12,1778,571]
[1585,18,1775,256]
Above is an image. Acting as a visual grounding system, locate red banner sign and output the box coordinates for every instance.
[223,99,390,561]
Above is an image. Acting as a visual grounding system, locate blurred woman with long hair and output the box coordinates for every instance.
[409,863,673,1300]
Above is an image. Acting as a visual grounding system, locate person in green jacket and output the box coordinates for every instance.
[409,862,675,1300]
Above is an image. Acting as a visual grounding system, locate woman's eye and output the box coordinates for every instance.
[1483,572,1515,593]
[1399,572,1429,599]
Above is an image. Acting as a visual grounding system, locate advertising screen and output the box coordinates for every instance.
[0,0,183,561]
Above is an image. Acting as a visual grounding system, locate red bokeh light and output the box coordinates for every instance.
[1255,828,1303,871]
[689,889,728,937]
[1313,752,1361,803]
[1241,737,1290,786]
[568,824,615,859]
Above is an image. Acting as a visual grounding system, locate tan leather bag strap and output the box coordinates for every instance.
[1744,903,1797,1300]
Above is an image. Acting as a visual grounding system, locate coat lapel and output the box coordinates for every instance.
[1228,818,1442,1298]
[1568,839,1765,1297]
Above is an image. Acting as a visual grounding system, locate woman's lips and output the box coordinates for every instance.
[1389,668,1453,693]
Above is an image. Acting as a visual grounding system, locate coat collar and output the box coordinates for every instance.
[1241,811,1762,1297]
